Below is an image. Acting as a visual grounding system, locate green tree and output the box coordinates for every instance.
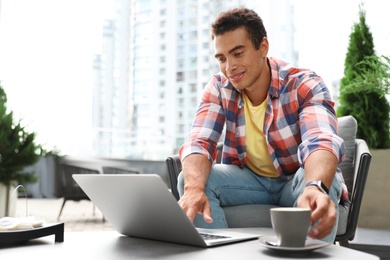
[338,4,390,149]
[0,83,44,215]
[340,4,375,88]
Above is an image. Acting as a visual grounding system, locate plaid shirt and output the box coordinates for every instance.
[179,57,348,204]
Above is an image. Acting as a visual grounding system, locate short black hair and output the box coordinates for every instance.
[211,8,267,50]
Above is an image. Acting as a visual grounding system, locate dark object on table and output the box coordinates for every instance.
[0,222,64,246]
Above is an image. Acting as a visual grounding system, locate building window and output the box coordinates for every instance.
[177,46,185,56]
[188,70,197,80]
[178,33,184,44]
[177,72,184,81]
[191,97,198,106]
[189,57,197,68]
[188,44,197,53]
[178,98,184,107]
[177,58,184,68]
[160,80,165,87]
[190,84,197,93]
[177,124,184,134]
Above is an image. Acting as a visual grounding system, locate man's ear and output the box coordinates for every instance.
[260,37,269,57]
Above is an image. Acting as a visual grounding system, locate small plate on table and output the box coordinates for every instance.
[259,235,330,254]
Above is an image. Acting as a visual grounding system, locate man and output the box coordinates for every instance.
[177,7,347,243]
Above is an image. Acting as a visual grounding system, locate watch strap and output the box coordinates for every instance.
[305,180,329,194]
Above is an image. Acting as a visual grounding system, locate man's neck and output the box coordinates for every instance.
[243,62,271,106]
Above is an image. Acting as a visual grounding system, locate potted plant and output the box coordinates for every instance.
[0,83,44,217]
[337,3,390,229]
[337,3,390,149]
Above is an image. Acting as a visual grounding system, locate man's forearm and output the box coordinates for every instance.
[304,150,338,190]
[181,154,212,193]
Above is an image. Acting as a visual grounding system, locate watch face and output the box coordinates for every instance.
[318,181,329,194]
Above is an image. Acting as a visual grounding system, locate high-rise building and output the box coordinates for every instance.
[92,0,132,158]
[92,0,296,160]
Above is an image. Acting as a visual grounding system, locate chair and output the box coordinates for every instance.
[57,163,100,220]
[102,166,139,174]
[58,163,139,221]
[165,116,371,247]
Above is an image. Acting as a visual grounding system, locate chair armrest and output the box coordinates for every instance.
[336,138,371,242]
[166,155,182,201]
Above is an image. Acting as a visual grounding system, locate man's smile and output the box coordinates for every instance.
[228,71,245,83]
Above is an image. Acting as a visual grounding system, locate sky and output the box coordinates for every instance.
[0,0,389,156]
[294,0,390,86]
[0,0,114,155]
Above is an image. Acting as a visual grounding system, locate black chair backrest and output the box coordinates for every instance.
[166,143,223,201]
[59,163,100,200]
[166,155,181,200]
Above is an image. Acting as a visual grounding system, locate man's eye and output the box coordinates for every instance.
[235,52,243,57]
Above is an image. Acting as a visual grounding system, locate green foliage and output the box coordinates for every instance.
[340,55,390,96]
[340,5,375,88]
[338,4,390,149]
[338,56,390,149]
[0,83,44,186]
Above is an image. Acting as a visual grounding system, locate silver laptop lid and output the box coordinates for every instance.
[73,174,259,247]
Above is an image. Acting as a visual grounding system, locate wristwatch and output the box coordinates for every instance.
[305,180,329,195]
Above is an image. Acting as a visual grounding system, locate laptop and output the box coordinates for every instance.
[73,174,260,247]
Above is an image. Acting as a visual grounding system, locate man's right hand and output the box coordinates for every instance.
[179,153,213,224]
[178,188,213,223]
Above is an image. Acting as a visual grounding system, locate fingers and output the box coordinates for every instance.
[185,206,197,222]
[308,201,337,239]
[201,200,213,223]
[309,199,337,239]
[178,193,213,224]
[298,188,337,239]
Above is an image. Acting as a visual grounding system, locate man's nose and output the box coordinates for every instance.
[226,59,237,73]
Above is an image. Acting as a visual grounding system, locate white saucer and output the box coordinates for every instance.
[259,236,330,253]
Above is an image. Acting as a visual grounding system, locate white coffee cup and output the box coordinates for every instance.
[270,207,311,247]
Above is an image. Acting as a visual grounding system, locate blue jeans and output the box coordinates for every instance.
[177,164,343,243]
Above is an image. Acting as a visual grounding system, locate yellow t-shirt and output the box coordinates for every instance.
[242,92,278,178]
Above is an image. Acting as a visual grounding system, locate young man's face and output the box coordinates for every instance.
[213,27,268,92]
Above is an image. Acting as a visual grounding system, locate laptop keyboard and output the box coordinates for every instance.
[199,232,231,241]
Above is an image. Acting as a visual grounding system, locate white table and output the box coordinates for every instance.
[0,228,379,259]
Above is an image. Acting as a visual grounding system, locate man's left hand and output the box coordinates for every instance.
[297,186,337,239]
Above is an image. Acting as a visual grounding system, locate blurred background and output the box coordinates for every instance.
[0,0,389,160]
